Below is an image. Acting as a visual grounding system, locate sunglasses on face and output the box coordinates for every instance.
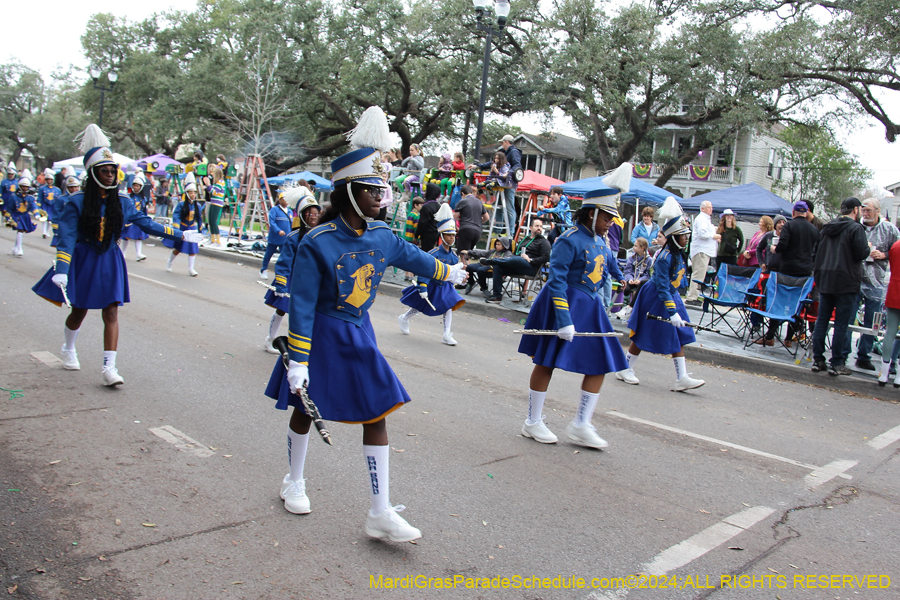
[360,186,384,198]
[97,167,118,175]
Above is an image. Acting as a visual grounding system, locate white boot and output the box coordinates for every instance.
[879,361,890,387]
[441,310,457,345]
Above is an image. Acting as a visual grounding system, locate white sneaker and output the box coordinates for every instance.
[189,269,199,277]
[398,315,410,335]
[60,347,80,371]
[442,332,457,346]
[615,368,639,385]
[617,306,632,320]
[280,475,311,514]
[365,505,421,542]
[565,422,609,449]
[260,269,269,280]
[521,418,558,444]
[136,253,147,262]
[265,336,279,354]
[673,374,705,391]
[102,367,124,387]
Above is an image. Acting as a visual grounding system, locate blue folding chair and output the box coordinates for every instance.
[743,273,815,356]
[696,264,761,339]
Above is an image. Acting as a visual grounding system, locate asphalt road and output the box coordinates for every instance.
[1,227,899,600]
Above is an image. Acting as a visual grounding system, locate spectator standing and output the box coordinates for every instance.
[773,201,819,277]
[877,239,900,386]
[454,184,488,252]
[716,209,744,266]
[685,200,720,304]
[806,205,826,231]
[743,216,773,267]
[538,186,574,244]
[483,218,551,303]
[416,195,442,252]
[469,134,521,235]
[260,192,293,280]
[630,206,659,245]
[844,198,899,371]
[756,215,785,274]
[810,197,869,375]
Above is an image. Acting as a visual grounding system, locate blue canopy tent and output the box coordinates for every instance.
[677,183,793,219]
[561,176,681,206]
[267,170,332,191]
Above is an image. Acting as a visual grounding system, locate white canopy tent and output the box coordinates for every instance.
[52,153,135,173]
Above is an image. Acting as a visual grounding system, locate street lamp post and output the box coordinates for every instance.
[90,68,118,128]
[472,0,510,162]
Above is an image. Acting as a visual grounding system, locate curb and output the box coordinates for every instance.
[201,245,900,402]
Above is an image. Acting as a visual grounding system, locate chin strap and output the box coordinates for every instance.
[90,167,118,191]
[346,184,372,223]
[671,235,686,250]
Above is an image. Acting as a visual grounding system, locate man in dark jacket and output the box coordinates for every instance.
[810,197,870,376]
[774,201,819,276]
[483,218,551,302]
[415,196,442,251]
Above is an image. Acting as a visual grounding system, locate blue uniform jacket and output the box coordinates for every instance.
[129,192,150,215]
[545,223,622,329]
[287,217,454,363]
[54,192,181,276]
[537,196,573,228]
[267,205,292,244]
[273,229,306,294]
[1,178,17,212]
[650,247,688,317]
[37,185,61,210]
[416,244,459,291]
[172,201,200,230]
[12,193,39,217]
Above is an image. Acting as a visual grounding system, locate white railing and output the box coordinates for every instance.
[646,164,739,184]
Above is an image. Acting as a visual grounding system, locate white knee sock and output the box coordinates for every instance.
[121,239,129,254]
[443,310,452,335]
[187,254,196,270]
[401,308,418,321]
[43,222,49,236]
[15,232,23,252]
[364,445,390,515]
[167,252,175,268]
[103,351,117,371]
[287,427,309,482]
[625,352,639,370]
[63,326,80,351]
[673,356,687,381]
[269,312,284,339]
[526,389,547,425]
[135,240,143,255]
[575,390,599,425]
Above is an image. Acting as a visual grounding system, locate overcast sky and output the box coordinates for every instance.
[3,0,898,188]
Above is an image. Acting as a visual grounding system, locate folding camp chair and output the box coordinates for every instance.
[743,273,815,357]
[695,263,761,339]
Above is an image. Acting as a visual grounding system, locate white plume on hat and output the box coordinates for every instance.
[44,168,54,178]
[7,161,17,172]
[183,171,197,192]
[133,170,147,186]
[75,124,111,155]
[282,185,312,205]
[436,202,456,234]
[602,162,633,194]
[21,169,33,180]
[346,106,392,152]
[657,196,683,227]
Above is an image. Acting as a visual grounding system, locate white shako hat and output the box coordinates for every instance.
[6,161,17,175]
[183,171,197,192]
[658,196,690,238]
[581,162,633,218]
[18,174,33,188]
[436,203,456,235]
[132,170,147,187]
[284,185,319,229]
[331,106,392,220]
[75,124,118,190]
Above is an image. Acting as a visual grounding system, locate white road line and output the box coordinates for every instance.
[149,425,215,457]
[131,273,176,288]
[868,423,900,450]
[588,506,775,600]
[805,459,858,488]
[606,412,852,481]
[31,351,63,367]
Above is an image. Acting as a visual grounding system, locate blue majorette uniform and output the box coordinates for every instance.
[121,194,151,240]
[627,245,696,354]
[1,164,17,226]
[518,222,627,375]
[162,199,200,254]
[37,182,61,222]
[51,176,79,247]
[32,192,181,309]
[10,188,40,233]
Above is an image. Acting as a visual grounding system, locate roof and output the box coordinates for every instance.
[479,131,588,161]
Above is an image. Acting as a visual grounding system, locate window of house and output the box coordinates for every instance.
[767,149,775,178]
[522,154,538,172]
[716,145,731,166]
[776,155,784,180]
[676,135,692,156]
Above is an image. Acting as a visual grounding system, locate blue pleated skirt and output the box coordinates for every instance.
[399,280,465,316]
[518,286,627,376]
[265,312,410,423]
[264,289,289,313]
[33,242,129,309]
[121,222,149,240]
[12,213,35,233]
[162,226,198,254]
[627,281,696,354]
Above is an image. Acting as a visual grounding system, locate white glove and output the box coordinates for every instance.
[287,360,310,395]
[557,324,575,342]
[51,273,68,289]
[419,290,429,301]
[182,230,205,244]
[669,313,686,328]
[447,262,468,286]
[275,292,289,298]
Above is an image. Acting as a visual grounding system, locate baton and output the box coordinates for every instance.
[257,279,290,297]
[272,336,333,446]
[646,313,720,334]
[514,329,621,337]
[51,261,72,308]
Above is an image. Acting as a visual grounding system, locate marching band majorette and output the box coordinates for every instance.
[163,172,201,276]
[120,170,150,261]
[1,162,17,228]
[37,168,61,239]
[264,107,467,542]
[51,174,81,247]
[616,197,705,391]
[260,191,293,280]
[263,189,320,354]
[517,165,631,450]
[32,125,203,386]
[397,203,466,346]
[9,171,42,257]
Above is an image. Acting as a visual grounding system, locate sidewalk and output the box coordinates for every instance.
[201,243,900,401]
